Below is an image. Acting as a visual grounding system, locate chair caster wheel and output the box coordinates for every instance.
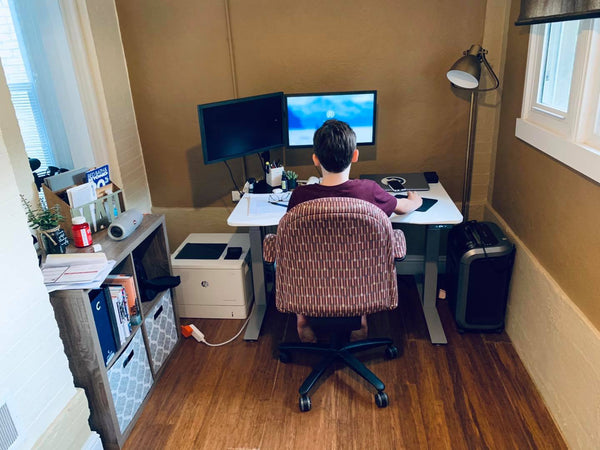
[279,351,291,363]
[375,391,389,408]
[299,395,311,412]
[385,345,399,360]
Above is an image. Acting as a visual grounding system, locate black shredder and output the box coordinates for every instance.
[446,221,515,332]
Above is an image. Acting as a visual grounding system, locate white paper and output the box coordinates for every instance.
[42,266,68,283]
[45,252,107,267]
[247,196,288,216]
[66,182,97,208]
[42,253,115,291]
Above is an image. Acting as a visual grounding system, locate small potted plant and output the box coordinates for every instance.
[21,195,68,254]
[285,170,298,190]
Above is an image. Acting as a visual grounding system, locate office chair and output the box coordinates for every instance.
[263,197,406,412]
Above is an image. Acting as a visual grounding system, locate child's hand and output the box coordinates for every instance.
[395,190,422,214]
[407,190,423,207]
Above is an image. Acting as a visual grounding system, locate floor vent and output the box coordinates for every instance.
[0,402,18,450]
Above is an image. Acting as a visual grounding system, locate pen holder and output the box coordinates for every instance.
[266,167,284,187]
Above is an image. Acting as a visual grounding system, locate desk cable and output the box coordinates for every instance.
[181,316,251,347]
[224,160,243,196]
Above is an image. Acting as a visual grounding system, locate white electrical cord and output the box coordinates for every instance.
[182,317,251,347]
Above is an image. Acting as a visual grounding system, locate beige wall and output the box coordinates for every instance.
[115,0,487,226]
[84,0,152,214]
[494,2,600,331]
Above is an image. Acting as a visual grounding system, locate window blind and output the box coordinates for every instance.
[516,0,600,25]
[0,1,56,174]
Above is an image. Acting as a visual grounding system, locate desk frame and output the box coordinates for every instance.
[228,182,462,344]
[245,226,268,340]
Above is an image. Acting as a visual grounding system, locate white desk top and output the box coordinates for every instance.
[227,181,462,227]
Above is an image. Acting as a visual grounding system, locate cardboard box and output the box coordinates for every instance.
[43,183,124,238]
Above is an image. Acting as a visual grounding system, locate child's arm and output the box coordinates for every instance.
[394,191,423,214]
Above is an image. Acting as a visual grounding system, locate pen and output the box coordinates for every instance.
[265,162,270,173]
[268,201,288,208]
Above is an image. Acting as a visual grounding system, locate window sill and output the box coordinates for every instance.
[515,118,600,183]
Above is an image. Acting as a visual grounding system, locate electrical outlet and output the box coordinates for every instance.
[232,191,242,202]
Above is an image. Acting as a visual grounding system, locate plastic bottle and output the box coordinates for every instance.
[72,216,93,247]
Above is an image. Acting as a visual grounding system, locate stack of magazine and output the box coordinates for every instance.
[42,253,115,292]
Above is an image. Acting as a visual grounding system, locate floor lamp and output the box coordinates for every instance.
[446,44,499,221]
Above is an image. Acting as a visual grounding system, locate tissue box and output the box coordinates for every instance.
[266,167,284,187]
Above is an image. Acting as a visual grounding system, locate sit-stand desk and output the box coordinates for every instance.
[227,181,463,344]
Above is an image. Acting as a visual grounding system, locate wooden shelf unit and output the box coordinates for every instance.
[49,214,180,449]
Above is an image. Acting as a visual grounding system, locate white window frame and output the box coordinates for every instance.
[516,18,600,183]
[3,0,111,173]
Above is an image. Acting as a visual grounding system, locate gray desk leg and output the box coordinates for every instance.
[421,225,448,345]
[244,226,267,341]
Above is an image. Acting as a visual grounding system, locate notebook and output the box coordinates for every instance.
[360,173,430,191]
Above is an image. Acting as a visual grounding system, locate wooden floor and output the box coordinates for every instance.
[123,276,566,450]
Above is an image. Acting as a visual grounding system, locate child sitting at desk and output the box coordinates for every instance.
[287,119,422,343]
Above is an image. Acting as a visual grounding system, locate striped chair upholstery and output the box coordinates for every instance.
[263,197,407,412]
[263,197,406,317]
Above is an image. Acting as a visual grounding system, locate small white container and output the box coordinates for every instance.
[266,167,284,187]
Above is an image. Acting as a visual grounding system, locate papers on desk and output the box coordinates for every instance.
[42,253,116,292]
[246,196,288,215]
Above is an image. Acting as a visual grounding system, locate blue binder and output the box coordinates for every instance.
[89,289,117,365]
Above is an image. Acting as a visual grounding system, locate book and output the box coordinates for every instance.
[104,274,141,326]
[106,285,131,346]
[89,289,117,366]
[85,164,110,190]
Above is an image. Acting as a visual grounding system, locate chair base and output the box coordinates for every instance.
[278,336,398,411]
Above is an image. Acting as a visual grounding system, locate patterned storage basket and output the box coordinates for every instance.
[107,329,153,433]
[144,290,178,373]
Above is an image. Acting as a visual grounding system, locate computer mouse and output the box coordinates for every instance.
[307,176,320,185]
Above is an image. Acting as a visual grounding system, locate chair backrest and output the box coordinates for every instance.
[269,197,404,317]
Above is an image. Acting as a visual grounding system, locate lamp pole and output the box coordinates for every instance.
[462,89,478,221]
[447,44,499,222]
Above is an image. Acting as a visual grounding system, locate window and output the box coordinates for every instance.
[516,18,600,183]
[0,0,102,181]
[0,0,56,174]
[537,21,578,112]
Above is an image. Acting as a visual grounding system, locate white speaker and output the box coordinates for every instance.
[108,209,144,240]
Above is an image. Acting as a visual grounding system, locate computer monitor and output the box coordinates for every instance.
[198,92,285,165]
[285,90,377,148]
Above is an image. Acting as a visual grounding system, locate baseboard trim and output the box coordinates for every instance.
[485,206,600,449]
[33,388,96,450]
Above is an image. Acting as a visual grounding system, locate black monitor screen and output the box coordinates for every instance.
[198,92,284,164]
[285,90,377,148]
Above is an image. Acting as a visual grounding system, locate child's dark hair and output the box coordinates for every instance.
[313,119,356,173]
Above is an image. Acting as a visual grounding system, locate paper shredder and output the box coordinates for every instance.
[446,221,515,332]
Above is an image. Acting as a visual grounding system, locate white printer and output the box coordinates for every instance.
[170,233,253,319]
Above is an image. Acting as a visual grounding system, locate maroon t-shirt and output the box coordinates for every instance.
[287,179,397,216]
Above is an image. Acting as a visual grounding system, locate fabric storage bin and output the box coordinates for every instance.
[144,290,178,373]
[107,329,153,433]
